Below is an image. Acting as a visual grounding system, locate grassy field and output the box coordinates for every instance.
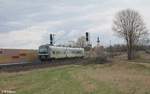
[0,57,150,94]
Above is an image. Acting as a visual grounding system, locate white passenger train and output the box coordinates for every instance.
[38,45,84,60]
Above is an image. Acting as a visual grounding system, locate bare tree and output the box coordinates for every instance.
[113,9,148,60]
[76,36,86,48]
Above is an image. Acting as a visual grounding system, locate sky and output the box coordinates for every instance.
[0,0,150,49]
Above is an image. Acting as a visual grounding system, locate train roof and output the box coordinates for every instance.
[39,45,84,50]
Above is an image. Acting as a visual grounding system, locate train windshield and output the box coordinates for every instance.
[39,47,48,53]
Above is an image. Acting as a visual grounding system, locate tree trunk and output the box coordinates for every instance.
[127,35,133,60]
[127,46,132,60]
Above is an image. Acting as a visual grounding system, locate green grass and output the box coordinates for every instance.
[0,66,84,94]
[0,62,150,94]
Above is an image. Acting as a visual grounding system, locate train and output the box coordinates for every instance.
[38,45,85,60]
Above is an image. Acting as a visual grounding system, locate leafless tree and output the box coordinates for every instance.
[76,36,86,48]
[112,9,148,60]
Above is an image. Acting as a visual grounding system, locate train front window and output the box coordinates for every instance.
[39,47,48,53]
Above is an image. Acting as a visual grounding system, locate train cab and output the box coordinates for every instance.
[38,45,50,60]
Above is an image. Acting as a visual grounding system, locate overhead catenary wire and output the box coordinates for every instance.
[51,32,74,45]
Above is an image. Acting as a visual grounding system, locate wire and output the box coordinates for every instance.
[53,32,71,44]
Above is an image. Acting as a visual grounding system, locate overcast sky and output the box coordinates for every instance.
[0,0,150,49]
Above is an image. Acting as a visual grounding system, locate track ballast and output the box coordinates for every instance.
[0,58,86,72]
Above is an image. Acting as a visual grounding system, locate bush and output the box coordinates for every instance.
[94,53,108,64]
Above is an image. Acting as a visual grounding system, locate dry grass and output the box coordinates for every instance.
[0,56,12,63]
[70,61,150,94]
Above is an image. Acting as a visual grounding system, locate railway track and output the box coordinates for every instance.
[0,58,87,72]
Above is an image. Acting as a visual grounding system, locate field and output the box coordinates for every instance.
[0,53,150,94]
[0,49,38,64]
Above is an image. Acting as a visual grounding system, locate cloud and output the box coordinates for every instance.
[0,0,150,49]
[0,20,63,49]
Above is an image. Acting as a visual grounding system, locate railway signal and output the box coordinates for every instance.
[50,34,55,45]
[97,36,100,47]
[86,32,89,42]
[85,32,92,51]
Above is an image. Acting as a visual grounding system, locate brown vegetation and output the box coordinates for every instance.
[0,49,38,64]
